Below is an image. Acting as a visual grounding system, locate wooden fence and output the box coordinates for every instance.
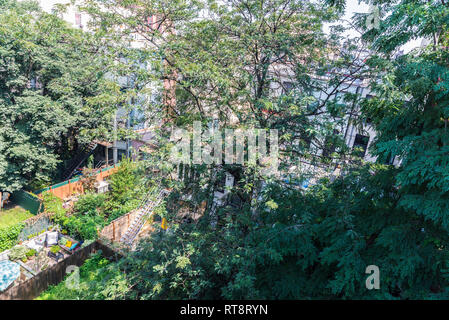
[0,240,122,300]
[100,209,142,243]
[10,191,43,215]
[34,164,120,200]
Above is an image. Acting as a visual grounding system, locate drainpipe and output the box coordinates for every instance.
[126,105,132,159]
[113,111,118,164]
[105,145,109,167]
[344,86,363,147]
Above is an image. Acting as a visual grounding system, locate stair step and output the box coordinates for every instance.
[119,189,170,246]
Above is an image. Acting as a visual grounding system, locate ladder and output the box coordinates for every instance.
[119,189,170,247]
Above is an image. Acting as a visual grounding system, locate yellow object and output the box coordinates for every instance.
[66,240,72,247]
[161,218,168,230]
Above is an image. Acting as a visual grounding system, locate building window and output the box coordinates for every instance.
[29,77,37,89]
[282,81,294,94]
[322,129,339,158]
[29,77,41,90]
[352,134,369,157]
[75,13,82,28]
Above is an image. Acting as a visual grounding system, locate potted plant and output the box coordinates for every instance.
[50,245,60,254]
[48,245,64,262]
[25,249,37,261]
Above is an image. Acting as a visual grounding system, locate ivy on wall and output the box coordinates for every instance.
[0,223,25,252]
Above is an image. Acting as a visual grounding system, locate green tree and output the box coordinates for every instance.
[0,0,116,193]
[72,0,449,300]
[354,0,449,298]
[77,0,376,300]
[106,158,143,212]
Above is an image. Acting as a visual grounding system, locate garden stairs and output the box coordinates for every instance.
[62,141,98,180]
[119,189,170,248]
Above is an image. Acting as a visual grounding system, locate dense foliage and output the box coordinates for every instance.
[105,158,143,217]
[0,207,32,228]
[37,253,130,300]
[43,161,144,240]
[69,0,449,300]
[3,0,449,300]
[0,0,117,193]
[0,222,25,252]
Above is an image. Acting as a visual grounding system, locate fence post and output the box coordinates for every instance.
[112,222,115,241]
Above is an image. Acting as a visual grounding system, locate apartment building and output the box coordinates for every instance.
[35,0,407,185]
[35,0,167,177]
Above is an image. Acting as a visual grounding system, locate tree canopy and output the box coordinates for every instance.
[4,0,449,300]
[0,0,118,192]
[79,0,449,300]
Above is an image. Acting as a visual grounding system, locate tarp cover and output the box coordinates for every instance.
[0,260,20,291]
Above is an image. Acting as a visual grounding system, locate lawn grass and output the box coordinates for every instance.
[0,206,33,229]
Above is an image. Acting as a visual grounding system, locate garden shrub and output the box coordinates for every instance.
[106,158,143,212]
[62,192,109,240]
[8,245,28,261]
[79,168,98,192]
[106,200,140,223]
[26,249,37,258]
[73,193,106,216]
[42,191,98,240]
[0,223,25,252]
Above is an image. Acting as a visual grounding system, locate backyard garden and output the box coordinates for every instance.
[46,159,146,241]
[0,159,146,295]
